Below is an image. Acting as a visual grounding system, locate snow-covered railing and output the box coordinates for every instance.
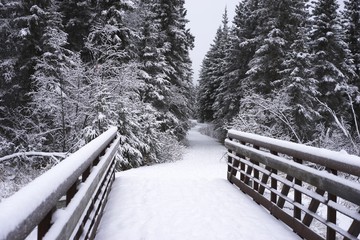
[225,130,360,240]
[0,127,119,240]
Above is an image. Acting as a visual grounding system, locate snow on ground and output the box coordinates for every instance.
[95,122,300,240]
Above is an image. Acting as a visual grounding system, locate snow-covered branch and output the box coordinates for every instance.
[347,93,360,141]
[0,152,67,163]
[316,97,349,137]
[244,96,302,143]
[316,97,359,153]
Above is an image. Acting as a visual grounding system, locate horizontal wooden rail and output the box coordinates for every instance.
[226,130,360,240]
[0,127,119,240]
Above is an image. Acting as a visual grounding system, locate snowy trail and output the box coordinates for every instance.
[95,123,300,240]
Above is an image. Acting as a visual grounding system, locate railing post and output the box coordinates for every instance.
[253,145,260,191]
[67,180,78,206]
[327,169,337,240]
[302,188,325,226]
[270,151,278,204]
[38,207,55,240]
[225,129,360,240]
[294,158,302,220]
[240,142,246,181]
[227,137,233,182]
[345,209,360,240]
[82,164,92,182]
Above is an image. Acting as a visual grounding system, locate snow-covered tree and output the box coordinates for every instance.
[1,0,54,151]
[197,8,235,129]
[59,0,95,55]
[342,0,360,136]
[219,0,315,142]
[134,0,194,139]
[343,0,360,79]
[278,0,320,142]
[309,0,355,123]
[30,1,90,152]
[197,20,228,123]
[211,0,260,129]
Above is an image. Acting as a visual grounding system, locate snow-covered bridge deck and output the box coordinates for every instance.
[1,123,359,239]
[95,124,300,240]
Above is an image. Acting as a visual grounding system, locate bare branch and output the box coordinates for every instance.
[347,93,360,141]
[0,152,67,163]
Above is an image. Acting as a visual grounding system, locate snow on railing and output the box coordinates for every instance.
[226,129,360,240]
[0,127,119,240]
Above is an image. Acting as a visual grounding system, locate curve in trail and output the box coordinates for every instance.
[95,122,300,240]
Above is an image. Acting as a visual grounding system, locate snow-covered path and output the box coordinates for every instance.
[95,123,300,240]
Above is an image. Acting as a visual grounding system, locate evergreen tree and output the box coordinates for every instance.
[212,0,260,126]
[279,0,320,142]
[197,24,227,122]
[245,0,304,95]
[343,0,360,79]
[59,0,95,60]
[309,0,355,125]
[219,0,314,142]
[0,0,22,153]
[342,0,360,136]
[136,0,194,139]
[1,0,53,150]
[159,0,194,139]
[137,0,173,114]
[31,0,88,152]
[82,0,134,137]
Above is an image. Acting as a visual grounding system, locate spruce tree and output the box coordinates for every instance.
[246,0,304,95]
[0,0,53,149]
[343,0,360,136]
[197,8,230,124]
[309,0,355,127]
[279,0,320,142]
[225,0,313,142]
[343,0,360,79]
[212,0,260,125]
[31,0,87,152]
[160,0,194,138]
[137,0,194,139]
[197,26,225,122]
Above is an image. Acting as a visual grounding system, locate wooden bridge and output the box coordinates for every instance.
[0,124,359,240]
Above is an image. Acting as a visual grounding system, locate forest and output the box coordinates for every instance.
[198,0,360,154]
[1,0,360,200]
[0,0,194,198]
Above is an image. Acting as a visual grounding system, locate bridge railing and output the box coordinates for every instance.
[0,127,120,240]
[225,130,360,240]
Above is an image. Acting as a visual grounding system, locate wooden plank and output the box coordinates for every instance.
[293,158,302,220]
[66,181,78,206]
[327,196,337,240]
[327,169,337,240]
[227,131,360,177]
[252,146,260,190]
[258,166,271,195]
[230,175,323,240]
[227,145,232,176]
[277,175,294,209]
[226,134,360,240]
[231,154,241,178]
[0,127,118,240]
[38,208,55,240]
[44,136,120,240]
[225,140,360,205]
[270,169,278,203]
[84,162,116,240]
[345,210,360,240]
[302,188,326,227]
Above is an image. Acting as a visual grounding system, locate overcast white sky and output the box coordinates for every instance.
[184,0,239,84]
[184,0,345,85]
